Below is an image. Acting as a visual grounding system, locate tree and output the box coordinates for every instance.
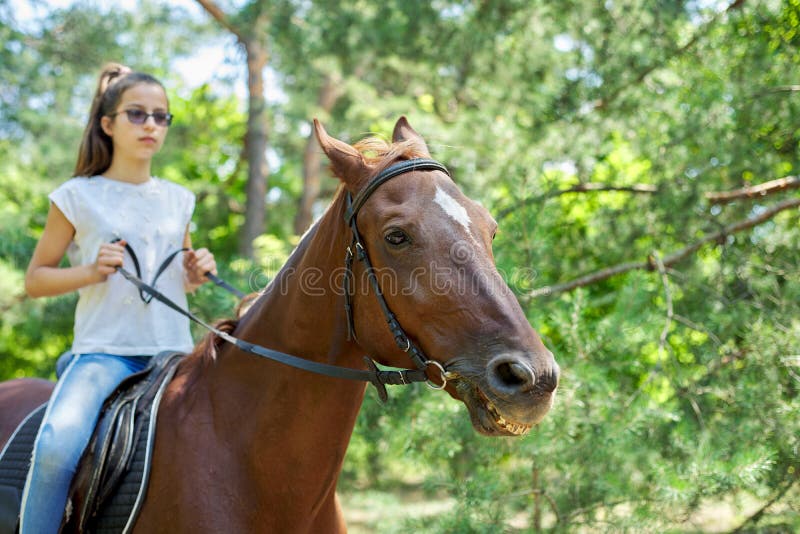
[3,0,799,530]
[195,0,271,259]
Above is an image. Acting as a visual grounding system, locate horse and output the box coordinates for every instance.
[0,117,559,532]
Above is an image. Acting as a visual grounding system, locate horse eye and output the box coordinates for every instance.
[384,229,409,246]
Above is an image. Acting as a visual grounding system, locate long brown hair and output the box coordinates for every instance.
[73,63,168,177]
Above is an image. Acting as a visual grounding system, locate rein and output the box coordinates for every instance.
[113,158,453,402]
[112,239,245,301]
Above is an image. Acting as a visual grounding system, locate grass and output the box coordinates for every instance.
[338,483,800,533]
[340,484,456,533]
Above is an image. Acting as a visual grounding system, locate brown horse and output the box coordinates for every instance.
[0,117,559,532]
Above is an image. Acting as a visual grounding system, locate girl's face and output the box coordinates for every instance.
[101,82,170,163]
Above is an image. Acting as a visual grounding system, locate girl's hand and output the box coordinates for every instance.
[183,247,217,288]
[91,240,127,282]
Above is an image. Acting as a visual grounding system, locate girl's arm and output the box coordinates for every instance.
[181,225,217,293]
[25,203,124,298]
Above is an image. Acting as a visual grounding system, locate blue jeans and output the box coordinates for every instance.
[19,353,149,534]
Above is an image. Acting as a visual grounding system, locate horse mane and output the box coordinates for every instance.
[352,136,429,171]
[179,297,252,385]
[180,132,428,379]
[192,320,238,359]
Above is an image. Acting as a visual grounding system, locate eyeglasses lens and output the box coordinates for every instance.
[124,109,173,126]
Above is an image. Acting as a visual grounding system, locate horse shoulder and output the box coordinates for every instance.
[133,365,231,531]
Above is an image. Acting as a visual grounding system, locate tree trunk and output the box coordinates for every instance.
[532,464,542,531]
[241,40,269,258]
[293,73,342,235]
[194,0,271,260]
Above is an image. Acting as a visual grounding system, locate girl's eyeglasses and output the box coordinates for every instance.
[110,109,173,127]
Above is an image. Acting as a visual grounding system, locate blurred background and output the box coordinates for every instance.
[1,0,798,531]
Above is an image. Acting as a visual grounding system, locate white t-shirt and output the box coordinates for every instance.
[49,176,196,356]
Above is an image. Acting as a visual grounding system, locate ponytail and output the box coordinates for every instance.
[73,63,166,177]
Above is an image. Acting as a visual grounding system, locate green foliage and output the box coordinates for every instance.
[2,0,800,531]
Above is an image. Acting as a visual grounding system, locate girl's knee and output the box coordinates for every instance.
[32,422,86,473]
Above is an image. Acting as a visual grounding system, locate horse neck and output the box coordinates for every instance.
[201,192,367,471]
[238,192,356,360]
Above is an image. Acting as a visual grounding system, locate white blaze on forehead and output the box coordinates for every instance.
[433,185,473,237]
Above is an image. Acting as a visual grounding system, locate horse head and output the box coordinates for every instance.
[314,117,559,436]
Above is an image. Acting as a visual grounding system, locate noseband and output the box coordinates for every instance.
[343,158,451,396]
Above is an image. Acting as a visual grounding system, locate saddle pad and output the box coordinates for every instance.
[77,351,183,533]
[87,384,156,533]
[0,403,46,534]
[0,396,163,534]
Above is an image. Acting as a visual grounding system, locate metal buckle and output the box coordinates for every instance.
[424,360,448,390]
[354,242,366,260]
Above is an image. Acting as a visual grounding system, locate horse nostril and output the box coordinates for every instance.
[493,360,536,391]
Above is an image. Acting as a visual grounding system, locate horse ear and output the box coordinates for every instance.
[391,116,431,157]
[313,118,368,189]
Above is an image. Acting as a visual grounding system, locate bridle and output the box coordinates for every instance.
[342,158,452,396]
[116,158,454,402]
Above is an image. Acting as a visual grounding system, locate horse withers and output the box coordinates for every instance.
[0,117,558,532]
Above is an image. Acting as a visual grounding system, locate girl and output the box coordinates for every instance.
[20,63,217,533]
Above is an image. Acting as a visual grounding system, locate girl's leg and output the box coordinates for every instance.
[19,353,148,534]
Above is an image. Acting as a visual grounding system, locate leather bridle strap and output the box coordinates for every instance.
[342,158,450,373]
[344,159,450,226]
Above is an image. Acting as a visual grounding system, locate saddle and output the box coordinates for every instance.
[0,351,185,534]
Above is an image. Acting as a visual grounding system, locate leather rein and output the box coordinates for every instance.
[115,158,453,402]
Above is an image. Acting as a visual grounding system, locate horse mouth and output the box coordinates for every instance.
[456,381,532,437]
[484,394,532,436]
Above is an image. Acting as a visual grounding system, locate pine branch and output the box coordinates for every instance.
[591,0,745,111]
[526,197,800,299]
[731,476,798,533]
[497,183,657,221]
[654,252,673,358]
[751,84,800,97]
[705,176,800,205]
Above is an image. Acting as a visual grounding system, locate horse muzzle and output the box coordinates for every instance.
[451,350,559,436]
